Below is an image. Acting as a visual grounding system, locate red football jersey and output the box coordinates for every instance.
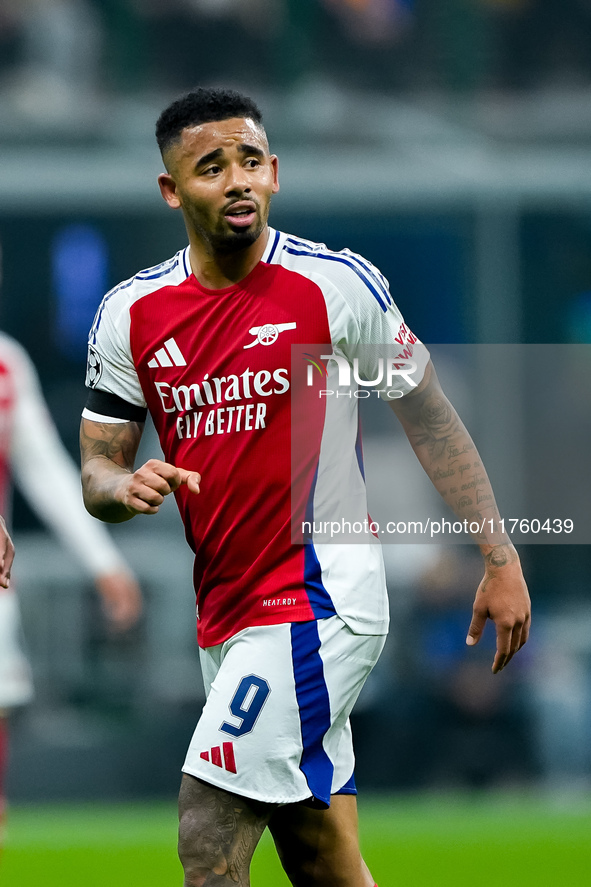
[84,229,428,646]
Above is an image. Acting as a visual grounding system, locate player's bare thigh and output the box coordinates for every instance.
[269,794,375,887]
[178,773,273,886]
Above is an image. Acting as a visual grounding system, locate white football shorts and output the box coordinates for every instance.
[0,588,34,710]
[182,615,386,807]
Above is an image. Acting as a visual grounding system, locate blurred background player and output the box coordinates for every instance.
[0,330,142,849]
[0,512,14,851]
[0,514,14,588]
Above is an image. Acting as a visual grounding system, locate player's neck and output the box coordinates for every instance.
[188,228,269,290]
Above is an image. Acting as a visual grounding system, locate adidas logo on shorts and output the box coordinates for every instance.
[200,741,237,773]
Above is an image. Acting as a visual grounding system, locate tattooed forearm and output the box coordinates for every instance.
[390,360,511,550]
[479,543,521,592]
[80,419,143,470]
[433,466,455,481]
[80,418,143,522]
[484,544,517,569]
[411,393,461,460]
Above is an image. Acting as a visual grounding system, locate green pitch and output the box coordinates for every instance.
[2,793,591,885]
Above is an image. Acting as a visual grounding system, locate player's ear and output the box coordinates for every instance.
[270,155,280,194]
[158,172,182,209]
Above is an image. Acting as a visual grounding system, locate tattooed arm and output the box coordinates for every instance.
[80,418,200,524]
[390,360,531,672]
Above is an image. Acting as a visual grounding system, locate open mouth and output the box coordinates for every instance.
[224,202,257,228]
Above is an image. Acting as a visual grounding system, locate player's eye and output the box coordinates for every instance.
[203,164,222,175]
[245,158,261,169]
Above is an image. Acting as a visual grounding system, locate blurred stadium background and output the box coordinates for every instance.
[2,1,591,883]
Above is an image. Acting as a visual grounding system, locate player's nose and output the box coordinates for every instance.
[225,162,252,195]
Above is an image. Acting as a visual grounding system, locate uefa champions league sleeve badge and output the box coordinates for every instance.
[86,345,103,388]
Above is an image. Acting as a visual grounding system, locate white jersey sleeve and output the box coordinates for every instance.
[2,335,129,576]
[333,251,430,398]
[83,249,192,421]
[85,277,147,410]
[276,233,430,397]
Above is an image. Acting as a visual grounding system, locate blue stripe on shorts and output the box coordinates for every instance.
[335,771,357,795]
[290,621,334,807]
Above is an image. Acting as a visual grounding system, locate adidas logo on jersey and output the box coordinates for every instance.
[200,741,237,773]
[148,337,187,368]
[244,322,296,349]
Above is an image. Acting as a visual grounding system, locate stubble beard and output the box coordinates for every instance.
[211,224,264,254]
[189,204,268,256]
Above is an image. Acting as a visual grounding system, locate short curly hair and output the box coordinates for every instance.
[156,87,264,155]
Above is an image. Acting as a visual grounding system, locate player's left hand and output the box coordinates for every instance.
[95,570,143,632]
[0,514,15,588]
[466,545,531,674]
